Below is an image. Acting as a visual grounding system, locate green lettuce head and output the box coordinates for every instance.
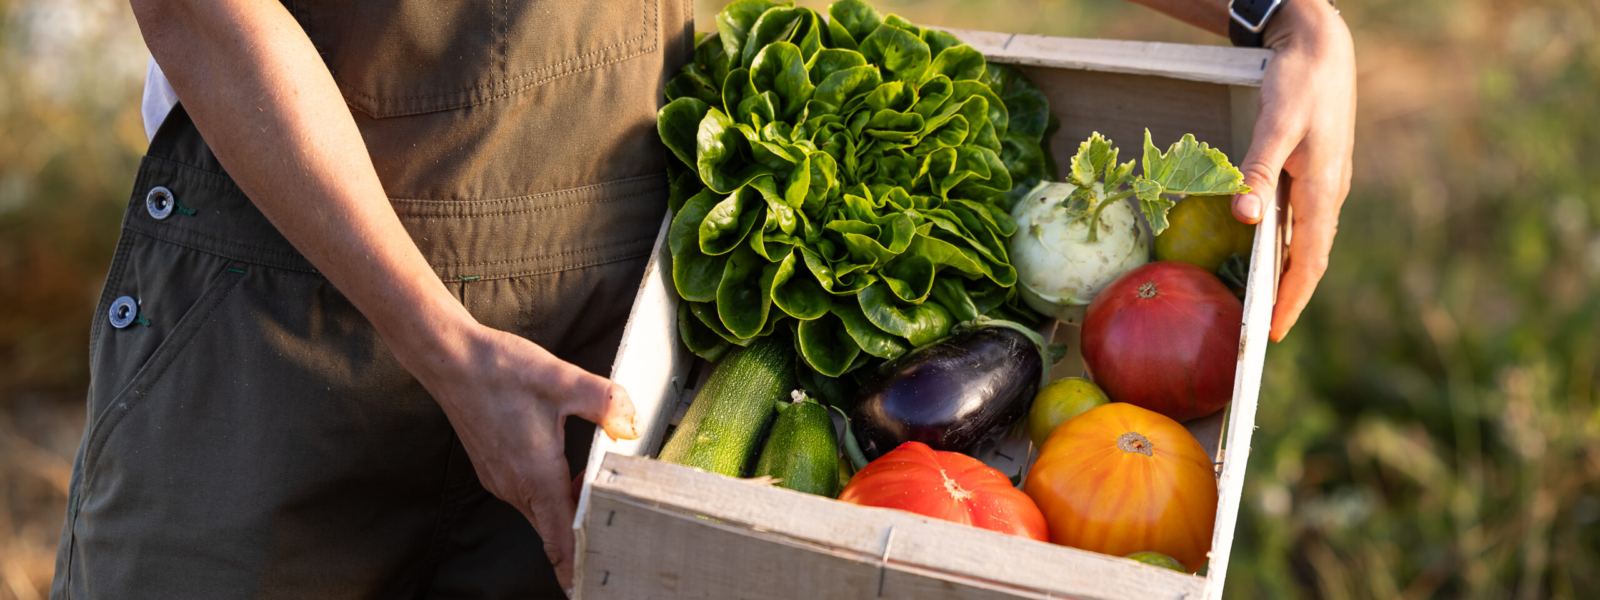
[658,0,1055,377]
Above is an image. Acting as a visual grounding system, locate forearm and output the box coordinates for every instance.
[1121,0,1229,37]
[130,0,472,374]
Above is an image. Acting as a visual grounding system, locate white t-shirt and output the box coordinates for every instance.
[142,57,179,142]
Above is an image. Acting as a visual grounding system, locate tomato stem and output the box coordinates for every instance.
[1117,432,1154,456]
[1137,281,1158,299]
[940,469,974,502]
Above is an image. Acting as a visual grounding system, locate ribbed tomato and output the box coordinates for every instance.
[1082,261,1242,422]
[1023,402,1217,572]
[839,442,1049,541]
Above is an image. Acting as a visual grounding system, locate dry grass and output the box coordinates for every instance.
[1,393,84,600]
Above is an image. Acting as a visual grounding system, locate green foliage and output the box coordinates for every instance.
[661,0,1054,376]
[1061,130,1248,239]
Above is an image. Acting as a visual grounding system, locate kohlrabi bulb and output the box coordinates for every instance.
[1009,182,1151,325]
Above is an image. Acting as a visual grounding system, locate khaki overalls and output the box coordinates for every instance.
[51,0,691,597]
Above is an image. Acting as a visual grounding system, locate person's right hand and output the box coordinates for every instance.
[404,319,639,594]
[1227,0,1356,342]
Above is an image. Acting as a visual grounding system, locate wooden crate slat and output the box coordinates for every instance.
[1028,68,1236,176]
[581,217,688,486]
[583,454,1205,600]
[582,493,1063,600]
[942,29,1272,88]
[1199,155,1284,600]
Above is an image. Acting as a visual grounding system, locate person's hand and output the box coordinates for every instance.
[404,318,639,593]
[1229,0,1356,342]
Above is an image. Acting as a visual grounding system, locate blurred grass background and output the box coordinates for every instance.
[2,0,1597,598]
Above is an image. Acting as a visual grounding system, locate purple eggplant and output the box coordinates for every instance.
[847,319,1052,461]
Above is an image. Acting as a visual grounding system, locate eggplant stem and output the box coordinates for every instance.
[831,405,873,471]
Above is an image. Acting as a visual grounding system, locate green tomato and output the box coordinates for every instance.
[1154,195,1254,274]
[1025,377,1111,448]
[1125,551,1188,573]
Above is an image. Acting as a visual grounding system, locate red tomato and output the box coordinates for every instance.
[1023,403,1218,572]
[1082,261,1242,422]
[838,441,1049,541]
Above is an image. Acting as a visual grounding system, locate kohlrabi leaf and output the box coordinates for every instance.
[1132,178,1176,235]
[1138,130,1250,196]
[1133,129,1250,235]
[1068,132,1117,189]
[1104,157,1136,192]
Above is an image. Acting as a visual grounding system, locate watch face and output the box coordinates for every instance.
[1230,0,1284,32]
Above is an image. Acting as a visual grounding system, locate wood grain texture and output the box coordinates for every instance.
[942,29,1272,88]
[1027,68,1236,170]
[581,453,1205,600]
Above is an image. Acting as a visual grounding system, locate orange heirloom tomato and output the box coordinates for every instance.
[1022,403,1218,572]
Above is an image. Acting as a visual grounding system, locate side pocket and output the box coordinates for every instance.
[77,255,247,487]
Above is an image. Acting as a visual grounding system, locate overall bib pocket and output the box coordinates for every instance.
[292,0,657,117]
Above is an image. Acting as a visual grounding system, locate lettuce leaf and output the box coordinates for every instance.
[660,0,1054,376]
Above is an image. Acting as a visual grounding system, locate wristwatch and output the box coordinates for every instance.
[1230,0,1340,48]
[1228,0,1285,48]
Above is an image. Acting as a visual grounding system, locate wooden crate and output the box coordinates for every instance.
[574,31,1282,600]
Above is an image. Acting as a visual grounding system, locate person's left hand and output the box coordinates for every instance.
[400,318,638,594]
[1226,0,1356,342]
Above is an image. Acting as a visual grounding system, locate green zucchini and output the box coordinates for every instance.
[753,391,841,498]
[658,334,796,477]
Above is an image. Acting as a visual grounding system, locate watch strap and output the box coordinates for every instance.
[1228,0,1283,48]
